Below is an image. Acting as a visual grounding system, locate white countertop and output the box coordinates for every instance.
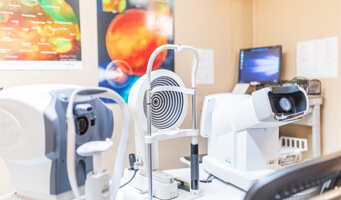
[165,168,246,200]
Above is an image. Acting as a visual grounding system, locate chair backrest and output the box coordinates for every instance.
[244,151,341,200]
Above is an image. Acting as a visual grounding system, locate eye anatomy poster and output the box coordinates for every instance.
[97,0,174,103]
[0,0,82,69]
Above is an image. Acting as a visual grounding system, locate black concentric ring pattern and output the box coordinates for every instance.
[143,76,184,130]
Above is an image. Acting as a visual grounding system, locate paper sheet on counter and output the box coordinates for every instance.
[297,37,338,78]
[196,49,214,84]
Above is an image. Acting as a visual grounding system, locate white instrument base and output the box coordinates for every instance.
[120,185,203,200]
[0,190,81,200]
[121,168,203,200]
[203,156,277,191]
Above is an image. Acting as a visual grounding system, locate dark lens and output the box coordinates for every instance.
[76,116,89,135]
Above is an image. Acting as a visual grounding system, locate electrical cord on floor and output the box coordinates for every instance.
[200,173,215,183]
[119,169,139,188]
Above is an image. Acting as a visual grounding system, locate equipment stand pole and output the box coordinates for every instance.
[191,89,199,191]
[146,89,153,200]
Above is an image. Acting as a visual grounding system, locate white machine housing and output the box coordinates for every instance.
[200,86,309,191]
[124,44,201,200]
[128,69,188,171]
[0,85,114,200]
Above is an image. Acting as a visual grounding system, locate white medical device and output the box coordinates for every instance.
[200,86,309,191]
[123,44,201,200]
[0,85,130,200]
[66,87,130,200]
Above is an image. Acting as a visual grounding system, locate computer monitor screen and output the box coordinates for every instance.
[238,45,282,84]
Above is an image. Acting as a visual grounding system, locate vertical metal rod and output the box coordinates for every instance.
[191,88,199,191]
[146,89,153,200]
[192,89,197,129]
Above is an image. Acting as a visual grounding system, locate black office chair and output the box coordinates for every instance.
[244,151,341,200]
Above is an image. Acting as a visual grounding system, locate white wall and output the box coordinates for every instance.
[254,0,341,157]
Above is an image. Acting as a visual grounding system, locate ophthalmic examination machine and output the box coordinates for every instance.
[121,44,202,200]
[0,85,130,200]
[200,85,309,191]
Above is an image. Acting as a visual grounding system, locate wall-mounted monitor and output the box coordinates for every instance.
[238,45,282,84]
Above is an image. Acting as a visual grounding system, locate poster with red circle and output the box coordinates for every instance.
[97,0,174,103]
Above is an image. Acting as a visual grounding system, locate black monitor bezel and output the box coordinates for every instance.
[238,45,282,85]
